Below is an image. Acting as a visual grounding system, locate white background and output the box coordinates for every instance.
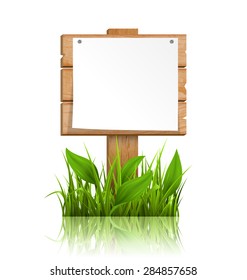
[1,0,247,279]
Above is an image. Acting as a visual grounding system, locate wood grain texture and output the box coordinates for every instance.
[179,68,186,101]
[107,136,138,171]
[61,68,186,102]
[61,102,186,135]
[61,34,186,67]
[61,29,187,136]
[107,28,138,35]
[61,69,73,101]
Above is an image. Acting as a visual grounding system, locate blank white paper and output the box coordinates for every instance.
[72,38,178,131]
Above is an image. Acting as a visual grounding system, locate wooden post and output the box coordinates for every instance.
[106,29,139,172]
[107,135,138,171]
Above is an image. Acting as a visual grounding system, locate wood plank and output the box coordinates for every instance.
[61,68,186,102]
[179,68,186,101]
[107,136,138,171]
[61,34,186,67]
[178,101,186,135]
[107,28,138,35]
[61,69,73,101]
[61,102,186,135]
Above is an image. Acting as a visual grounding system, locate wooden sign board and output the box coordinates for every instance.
[61,29,186,136]
[61,29,186,168]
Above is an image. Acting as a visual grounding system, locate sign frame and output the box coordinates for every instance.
[61,29,186,136]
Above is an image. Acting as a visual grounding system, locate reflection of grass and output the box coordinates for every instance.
[47,144,187,216]
[57,217,182,255]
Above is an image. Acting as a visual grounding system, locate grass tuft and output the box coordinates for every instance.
[47,145,188,216]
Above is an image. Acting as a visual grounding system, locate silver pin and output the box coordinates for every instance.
[170,39,174,44]
[78,39,82,44]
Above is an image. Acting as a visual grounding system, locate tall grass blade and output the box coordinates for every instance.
[121,156,145,183]
[66,148,99,184]
[163,150,182,194]
[115,171,153,206]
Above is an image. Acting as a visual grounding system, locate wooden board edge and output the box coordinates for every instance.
[107,29,138,35]
[61,69,73,102]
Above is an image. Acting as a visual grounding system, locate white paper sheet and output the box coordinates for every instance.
[72,38,178,131]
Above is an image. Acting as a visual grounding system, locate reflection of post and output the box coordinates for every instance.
[106,29,139,172]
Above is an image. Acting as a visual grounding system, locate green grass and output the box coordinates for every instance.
[47,144,187,216]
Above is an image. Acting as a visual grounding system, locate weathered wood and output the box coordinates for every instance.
[61,69,73,101]
[61,102,186,135]
[61,29,187,139]
[61,34,186,67]
[61,68,186,102]
[107,28,138,35]
[179,68,186,101]
[107,136,138,171]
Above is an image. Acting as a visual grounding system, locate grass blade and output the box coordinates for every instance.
[66,148,99,184]
[121,156,145,183]
[115,171,153,206]
[162,150,182,195]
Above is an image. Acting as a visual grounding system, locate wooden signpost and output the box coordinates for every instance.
[61,29,186,171]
